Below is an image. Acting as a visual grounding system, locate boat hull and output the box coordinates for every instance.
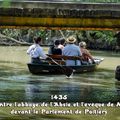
[27,63,98,75]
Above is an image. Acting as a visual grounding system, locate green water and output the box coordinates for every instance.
[0,46,120,103]
[0,46,120,120]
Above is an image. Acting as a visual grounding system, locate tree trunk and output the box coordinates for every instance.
[0,33,32,45]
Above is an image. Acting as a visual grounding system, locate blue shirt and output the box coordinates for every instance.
[62,44,82,66]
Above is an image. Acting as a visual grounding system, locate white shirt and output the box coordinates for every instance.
[58,44,64,49]
[27,44,47,59]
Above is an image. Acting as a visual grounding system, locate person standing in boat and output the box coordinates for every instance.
[79,41,95,64]
[27,37,51,64]
[62,36,82,66]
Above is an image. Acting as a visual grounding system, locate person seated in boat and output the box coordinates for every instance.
[48,39,62,55]
[79,41,95,64]
[58,38,65,50]
[62,36,82,66]
[27,37,51,64]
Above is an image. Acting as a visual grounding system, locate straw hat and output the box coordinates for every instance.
[79,41,86,47]
[66,36,76,43]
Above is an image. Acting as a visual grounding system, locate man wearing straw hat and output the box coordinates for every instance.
[62,36,82,66]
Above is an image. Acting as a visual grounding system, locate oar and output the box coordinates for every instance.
[50,58,73,77]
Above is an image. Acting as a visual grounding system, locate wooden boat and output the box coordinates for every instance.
[27,55,104,75]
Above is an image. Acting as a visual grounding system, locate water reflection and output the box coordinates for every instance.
[115,81,120,96]
[0,66,120,103]
[25,79,52,102]
[25,78,82,102]
[24,73,120,103]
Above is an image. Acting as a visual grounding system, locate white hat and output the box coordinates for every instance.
[66,36,76,43]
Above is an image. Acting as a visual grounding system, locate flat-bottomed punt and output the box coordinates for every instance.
[27,55,104,75]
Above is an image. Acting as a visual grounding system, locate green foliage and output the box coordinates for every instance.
[2,0,11,8]
[0,28,119,50]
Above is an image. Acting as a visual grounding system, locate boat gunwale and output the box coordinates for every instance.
[27,62,97,67]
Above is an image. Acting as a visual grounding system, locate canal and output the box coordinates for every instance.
[0,46,119,103]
